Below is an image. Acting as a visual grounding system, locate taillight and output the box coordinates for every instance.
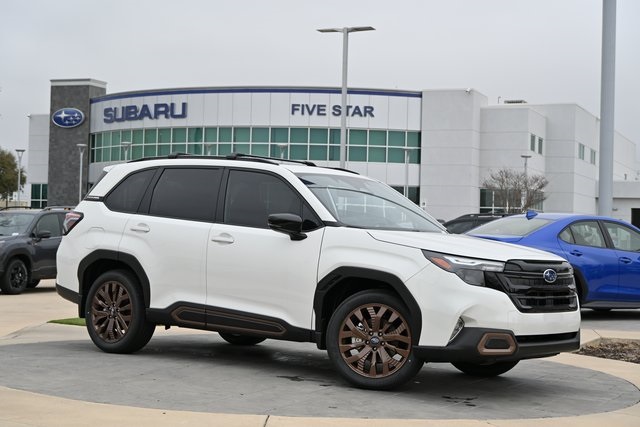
[63,211,84,235]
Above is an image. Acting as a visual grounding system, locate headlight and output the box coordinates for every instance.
[422,250,505,286]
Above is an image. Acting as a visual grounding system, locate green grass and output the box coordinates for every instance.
[48,317,86,327]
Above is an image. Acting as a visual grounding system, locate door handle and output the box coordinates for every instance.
[619,257,632,264]
[569,250,583,257]
[211,233,234,244]
[130,224,150,233]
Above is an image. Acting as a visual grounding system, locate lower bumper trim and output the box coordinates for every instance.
[413,327,580,363]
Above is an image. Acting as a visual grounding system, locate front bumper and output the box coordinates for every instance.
[413,327,580,363]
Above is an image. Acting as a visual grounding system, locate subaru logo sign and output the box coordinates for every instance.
[543,269,558,284]
[52,108,85,128]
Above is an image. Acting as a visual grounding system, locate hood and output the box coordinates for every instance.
[367,230,565,262]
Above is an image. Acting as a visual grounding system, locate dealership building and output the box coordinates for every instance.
[26,78,640,225]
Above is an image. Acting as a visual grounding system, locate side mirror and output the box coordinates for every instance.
[34,230,52,241]
[268,213,307,241]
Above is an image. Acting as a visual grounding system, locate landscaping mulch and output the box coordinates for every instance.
[577,340,640,364]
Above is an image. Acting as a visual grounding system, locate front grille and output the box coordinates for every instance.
[485,260,578,313]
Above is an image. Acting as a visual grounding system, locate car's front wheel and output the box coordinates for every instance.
[85,270,155,353]
[326,290,423,390]
[218,332,266,346]
[452,360,519,377]
[1,258,29,295]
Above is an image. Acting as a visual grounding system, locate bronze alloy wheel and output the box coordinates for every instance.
[90,280,133,343]
[338,302,412,379]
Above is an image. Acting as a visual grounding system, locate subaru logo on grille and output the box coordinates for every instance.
[543,269,558,284]
[52,108,85,128]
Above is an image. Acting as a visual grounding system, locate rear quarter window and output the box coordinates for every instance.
[104,169,156,213]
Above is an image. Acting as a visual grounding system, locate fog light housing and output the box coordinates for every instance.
[449,317,465,343]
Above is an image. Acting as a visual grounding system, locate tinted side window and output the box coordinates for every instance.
[35,214,62,237]
[149,168,221,221]
[224,170,306,229]
[105,169,156,213]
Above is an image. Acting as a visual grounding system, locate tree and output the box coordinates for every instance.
[0,148,26,206]
[482,168,548,213]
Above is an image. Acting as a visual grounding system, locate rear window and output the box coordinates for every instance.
[468,216,552,237]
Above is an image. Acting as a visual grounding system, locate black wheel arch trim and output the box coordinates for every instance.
[77,249,151,316]
[313,266,422,347]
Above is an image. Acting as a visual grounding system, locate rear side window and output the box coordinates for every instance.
[105,169,156,213]
[148,168,222,222]
[560,221,606,248]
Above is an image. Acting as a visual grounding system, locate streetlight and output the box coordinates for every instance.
[77,144,87,203]
[317,26,375,169]
[277,143,288,160]
[15,149,25,206]
[121,141,132,162]
[521,153,532,211]
[403,147,411,199]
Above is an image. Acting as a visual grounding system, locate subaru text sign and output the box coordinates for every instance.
[52,108,85,128]
[103,102,188,123]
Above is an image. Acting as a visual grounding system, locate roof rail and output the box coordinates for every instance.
[226,152,317,167]
[126,152,360,174]
[42,206,75,211]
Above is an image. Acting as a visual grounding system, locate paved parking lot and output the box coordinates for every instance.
[1,281,639,426]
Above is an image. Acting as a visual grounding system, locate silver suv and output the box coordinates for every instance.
[56,154,581,390]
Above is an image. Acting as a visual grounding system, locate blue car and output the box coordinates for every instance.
[468,212,640,309]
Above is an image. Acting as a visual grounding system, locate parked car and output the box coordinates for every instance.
[0,207,73,295]
[56,154,580,390]
[468,211,640,309]
[443,213,511,234]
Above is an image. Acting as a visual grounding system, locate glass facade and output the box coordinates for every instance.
[30,183,48,209]
[90,127,421,165]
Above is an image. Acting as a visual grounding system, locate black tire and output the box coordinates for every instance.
[1,258,29,295]
[27,279,41,289]
[452,360,519,377]
[85,270,155,354]
[218,332,266,346]
[326,290,423,390]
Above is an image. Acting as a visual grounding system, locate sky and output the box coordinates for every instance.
[1,0,639,165]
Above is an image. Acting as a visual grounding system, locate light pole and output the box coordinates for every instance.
[403,147,411,198]
[277,143,288,160]
[15,149,25,206]
[77,144,87,203]
[121,141,132,162]
[317,26,375,169]
[521,153,532,211]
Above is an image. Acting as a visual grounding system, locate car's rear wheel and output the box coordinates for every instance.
[218,332,266,346]
[326,290,423,390]
[1,258,29,295]
[85,270,155,353]
[452,360,519,377]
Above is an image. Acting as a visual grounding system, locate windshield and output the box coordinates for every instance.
[295,173,444,232]
[0,212,36,236]
[469,216,552,237]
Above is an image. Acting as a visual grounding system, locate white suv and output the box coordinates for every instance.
[56,154,581,390]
